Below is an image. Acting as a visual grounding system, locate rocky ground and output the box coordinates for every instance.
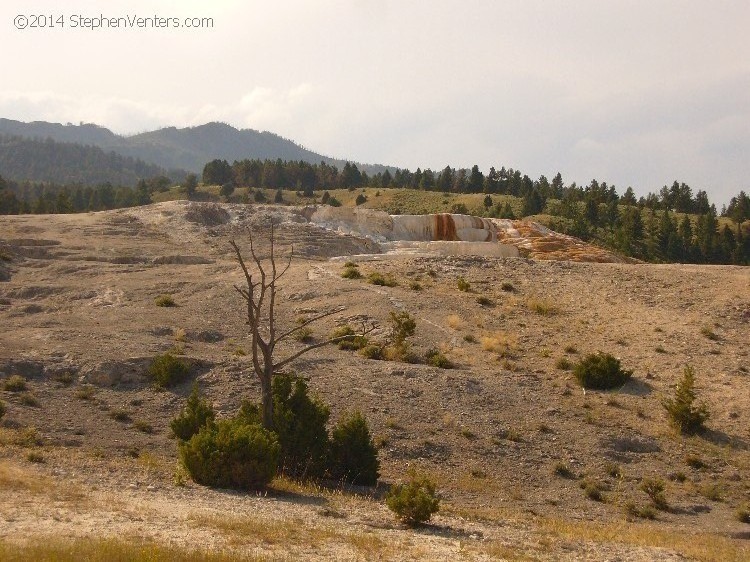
[0,201,748,561]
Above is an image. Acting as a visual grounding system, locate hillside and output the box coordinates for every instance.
[0,118,392,176]
[0,202,748,560]
[0,135,182,186]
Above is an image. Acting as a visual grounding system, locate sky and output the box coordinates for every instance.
[2,0,748,205]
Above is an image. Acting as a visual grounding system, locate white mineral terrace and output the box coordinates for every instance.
[308,207,520,257]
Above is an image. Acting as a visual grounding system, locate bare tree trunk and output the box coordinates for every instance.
[231,228,374,431]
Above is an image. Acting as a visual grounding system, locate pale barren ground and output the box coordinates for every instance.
[0,201,748,561]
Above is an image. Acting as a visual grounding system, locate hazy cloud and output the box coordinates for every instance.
[1,0,748,204]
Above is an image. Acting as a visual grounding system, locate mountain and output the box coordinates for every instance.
[0,119,392,177]
[0,135,182,186]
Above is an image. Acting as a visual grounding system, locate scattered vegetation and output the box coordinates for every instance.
[425,348,453,369]
[625,502,656,520]
[134,421,154,434]
[26,451,45,463]
[685,454,707,469]
[75,385,97,401]
[148,353,189,388]
[555,357,573,371]
[341,263,362,279]
[554,463,575,479]
[604,463,621,478]
[408,281,422,291]
[386,473,440,526]
[18,393,39,407]
[0,400,5,420]
[109,409,131,423]
[573,352,632,390]
[581,480,605,502]
[456,277,471,292]
[527,298,558,316]
[736,504,750,524]
[640,478,668,510]
[699,482,724,502]
[475,295,493,306]
[2,375,27,392]
[332,325,368,351]
[367,272,397,287]
[53,371,75,385]
[154,294,176,307]
[663,366,709,434]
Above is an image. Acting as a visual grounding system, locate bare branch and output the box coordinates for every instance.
[274,307,346,344]
[273,324,376,371]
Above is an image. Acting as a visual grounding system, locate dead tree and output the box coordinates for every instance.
[230,225,373,430]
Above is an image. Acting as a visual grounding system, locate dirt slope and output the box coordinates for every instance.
[0,202,748,561]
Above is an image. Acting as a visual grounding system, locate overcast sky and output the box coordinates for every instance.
[2,0,748,205]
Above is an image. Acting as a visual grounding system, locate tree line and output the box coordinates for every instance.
[1,155,747,265]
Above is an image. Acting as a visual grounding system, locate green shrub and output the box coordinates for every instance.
[328,411,379,485]
[625,502,656,520]
[171,385,215,442]
[736,504,750,524]
[386,474,440,525]
[134,421,154,434]
[475,295,493,307]
[463,334,477,343]
[109,409,130,422]
[179,418,279,490]
[154,294,176,307]
[640,478,668,510]
[341,266,362,279]
[360,344,385,360]
[240,374,330,478]
[573,353,632,390]
[367,272,397,287]
[148,353,189,388]
[699,482,724,502]
[19,393,39,407]
[554,462,575,479]
[3,375,27,392]
[555,357,573,371]
[662,366,709,435]
[389,311,416,347]
[331,325,367,351]
[293,327,313,342]
[457,277,471,292]
[355,193,367,205]
[581,480,605,502]
[425,348,453,369]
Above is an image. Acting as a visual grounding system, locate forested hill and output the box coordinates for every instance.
[0,119,392,176]
[0,135,182,186]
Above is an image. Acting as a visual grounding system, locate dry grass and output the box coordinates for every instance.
[446,314,465,330]
[188,511,392,558]
[526,298,559,316]
[480,331,518,354]
[0,537,270,562]
[538,517,749,562]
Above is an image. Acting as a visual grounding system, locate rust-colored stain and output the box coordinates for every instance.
[434,214,458,240]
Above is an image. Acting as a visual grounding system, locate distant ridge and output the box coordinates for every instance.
[0,118,393,178]
[0,134,184,186]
